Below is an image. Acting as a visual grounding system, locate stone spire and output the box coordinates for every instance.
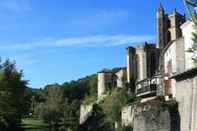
[158,1,164,11]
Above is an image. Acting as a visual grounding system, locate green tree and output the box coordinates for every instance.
[62,99,80,131]
[190,14,197,63]
[79,104,113,131]
[35,85,65,126]
[0,59,28,129]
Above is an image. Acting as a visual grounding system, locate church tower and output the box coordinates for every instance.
[157,2,166,50]
[167,10,186,41]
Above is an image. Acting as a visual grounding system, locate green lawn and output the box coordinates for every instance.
[21,118,49,129]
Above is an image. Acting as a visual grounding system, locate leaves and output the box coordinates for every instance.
[0,59,28,129]
[191,14,197,62]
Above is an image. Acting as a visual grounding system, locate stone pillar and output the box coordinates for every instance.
[136,46,147,81]
[126,47,136,83]
[116,68,127,88]
[98,72,106,98]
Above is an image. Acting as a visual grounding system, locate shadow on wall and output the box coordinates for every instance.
[169,102,180,131]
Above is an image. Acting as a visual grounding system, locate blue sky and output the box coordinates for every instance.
[0,0,185,88]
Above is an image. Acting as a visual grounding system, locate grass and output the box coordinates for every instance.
[21,118,49,129]
[83,95,97,105]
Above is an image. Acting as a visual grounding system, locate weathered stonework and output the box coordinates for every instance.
[116,68,127,88]
[126,43,160,83]
[133,100,180,131]
[157,4,185,73]
[79,104,93,125]
[97,70,113,98]
[172,69,197,131]
[163,38,185,97]
[121,105,135,127]
[126,47,137,83]
[157,4,185,50]
[181,21,196,70]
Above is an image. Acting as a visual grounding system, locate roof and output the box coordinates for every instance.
[126,42,156,50]
[162,37,184,55]
[180,20,193,29]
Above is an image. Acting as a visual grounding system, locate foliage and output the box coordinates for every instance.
[0,59,28,129]
[62,99,80,131]
[79,104,114,131]
[83,95,97,105]
[80,85,136,131]
[100,87,135,123]
[34,85,65,126]
[21,118,49,129]
[190,14,197,63]
[31,68,136,131]
[32,73,98,130]
[62,74,97,101]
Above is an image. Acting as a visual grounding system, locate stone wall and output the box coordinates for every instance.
[121,105,135,127]
[132,99,180,131]
[174,74,197,131]
[79,104,93,124]
[126,47,137,83]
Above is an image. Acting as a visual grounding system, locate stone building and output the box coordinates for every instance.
[163,37,185,97]
[157,2,197,130]
[134,4,187,98]
[157,3,186,73]
[126,42,160,98]
[97,69,113,98]
[116,68,127,88]
[162,15,195,99]
[126,42,160,83]
[97,68,127,98]
[81,3,197,130]
[169,20,197,131]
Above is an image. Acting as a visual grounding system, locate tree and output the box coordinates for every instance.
[0,59,28,129]
[62,99,80,131]
[191,14,197,63]
[79,104,113,131]
[35,85,65,126]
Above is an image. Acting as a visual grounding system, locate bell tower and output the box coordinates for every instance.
[157,2,166,50]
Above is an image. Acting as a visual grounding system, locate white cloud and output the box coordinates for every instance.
[0,34,155,51]
[0,0,32,14]
[65,9,130,30]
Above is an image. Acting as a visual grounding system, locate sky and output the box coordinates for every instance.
[0,0,186,88]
